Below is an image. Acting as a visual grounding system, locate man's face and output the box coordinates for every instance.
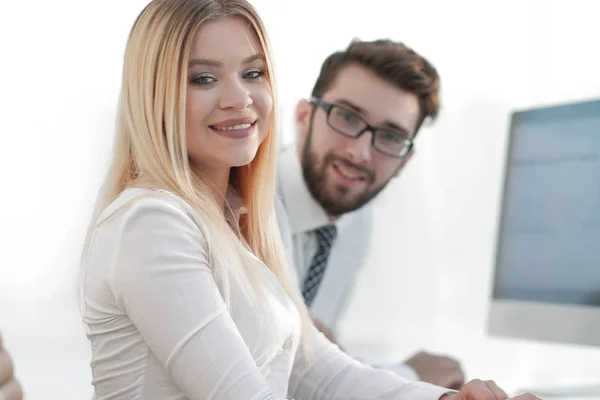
[296,64,421,217]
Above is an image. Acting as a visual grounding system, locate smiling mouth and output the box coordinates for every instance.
[209,121,256,131]
[332,161,368,182]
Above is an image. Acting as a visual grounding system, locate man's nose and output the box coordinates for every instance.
[343,130,372,164]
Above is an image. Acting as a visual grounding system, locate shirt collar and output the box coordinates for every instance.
[278,144,332,234]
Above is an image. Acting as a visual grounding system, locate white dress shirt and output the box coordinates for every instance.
[82,187,447,399]
[276,145,420,381]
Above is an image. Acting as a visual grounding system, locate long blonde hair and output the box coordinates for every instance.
[84,0,312,343]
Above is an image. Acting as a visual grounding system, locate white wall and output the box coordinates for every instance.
[0,1,599,399]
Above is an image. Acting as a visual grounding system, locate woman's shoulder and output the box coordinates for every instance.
[95,187,197,228]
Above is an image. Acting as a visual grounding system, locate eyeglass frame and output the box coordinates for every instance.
[309,96,414,159]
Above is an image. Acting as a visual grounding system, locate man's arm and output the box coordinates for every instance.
[329,208,465,387]
[312,316,465,387]
[379,351,465,389]
[291,323,541,400]
[0,333,24,400]
[404,351,465,389]
[274,185,465,390]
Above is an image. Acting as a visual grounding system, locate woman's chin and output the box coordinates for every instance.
[229,148,260,168]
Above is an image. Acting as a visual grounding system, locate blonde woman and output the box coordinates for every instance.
[80,1,541,399]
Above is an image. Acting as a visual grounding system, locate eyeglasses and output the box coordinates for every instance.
[310,97,414,158]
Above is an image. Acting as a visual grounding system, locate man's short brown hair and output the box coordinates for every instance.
[311,39,441,135]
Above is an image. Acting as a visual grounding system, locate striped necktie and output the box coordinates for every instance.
[301,224,338,307]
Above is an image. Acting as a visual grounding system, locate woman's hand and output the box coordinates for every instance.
[0,333,24,400]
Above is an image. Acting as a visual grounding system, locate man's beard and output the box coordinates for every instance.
[300,124,391,217]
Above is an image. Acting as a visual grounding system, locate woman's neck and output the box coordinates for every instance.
[191,165,231,210]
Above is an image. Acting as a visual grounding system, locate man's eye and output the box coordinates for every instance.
[382,131,403,142]
[339,110,359,123]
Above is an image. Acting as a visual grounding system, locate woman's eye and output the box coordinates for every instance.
[244,69,265,79]
[191,74,216,85]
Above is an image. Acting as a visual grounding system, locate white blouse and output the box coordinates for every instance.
[82,188,449,400]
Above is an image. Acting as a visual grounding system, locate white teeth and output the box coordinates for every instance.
[212,123,252,131]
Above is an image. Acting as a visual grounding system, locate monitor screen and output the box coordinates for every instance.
[488,98,600,347]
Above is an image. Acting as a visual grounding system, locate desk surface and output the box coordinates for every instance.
[340,315,600,399]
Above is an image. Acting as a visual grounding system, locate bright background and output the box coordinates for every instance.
[1,0,599,398]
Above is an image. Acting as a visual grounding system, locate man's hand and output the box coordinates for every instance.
[405,351,465,390]
[0,333,24,400]
[440,379,541,400]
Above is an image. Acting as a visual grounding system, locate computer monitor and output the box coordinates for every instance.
[488,98,600,348]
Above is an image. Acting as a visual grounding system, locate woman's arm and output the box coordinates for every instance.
[106,195,280,400]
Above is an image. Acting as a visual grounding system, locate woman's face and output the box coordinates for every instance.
[185,16,272,183]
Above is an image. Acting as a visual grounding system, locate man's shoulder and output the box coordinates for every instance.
[273,190,291,234]
[274,190,286,213]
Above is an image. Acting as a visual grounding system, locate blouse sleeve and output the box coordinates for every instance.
[107,195,282,400]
